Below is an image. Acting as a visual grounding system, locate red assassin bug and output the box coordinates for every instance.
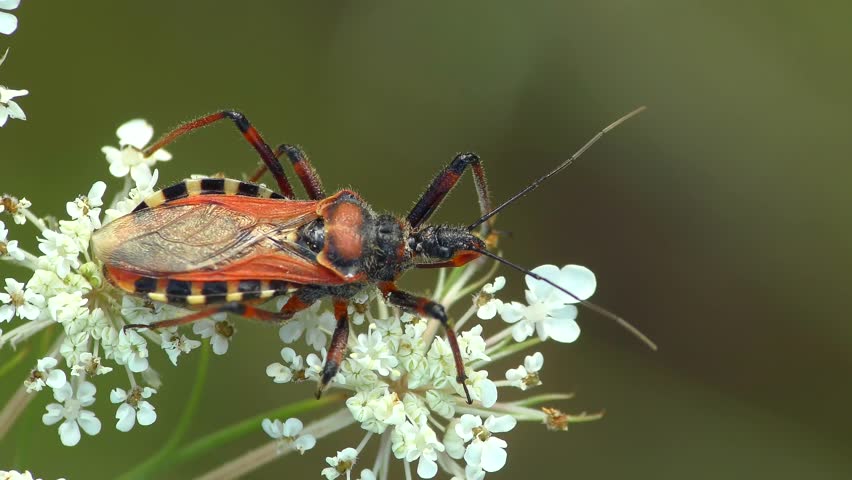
[91,107,655,404]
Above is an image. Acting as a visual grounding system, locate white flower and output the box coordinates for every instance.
[455,414,516,473]
[500,264,596,343]
[102,119,171,184]
[261,417,316,454]
[42,381,101,446]
[0,470,41,480]
[391,418,445,479]
[463,370,497,408]
[113,330,149,372]
[266,347,304,383]
[0,50,27,126]
[424,389,455,419]
[306,349,345,386]
[322,447,359,480]
[458,325,489,363]
[505,351,544,390]
[0,220,24,261]
[369,390,405,429]
[24,357,67,393]
[160,328,202,366]
[193,318,235,355]
[47,291,87,324]
[350,327,399,377]
[347,290,372,325]
[59,332,90,367]
[110,386,157,432]
[70,352,112,377]
[66,181,106,229]
[37,230,81,279]
[0,278,44,322]
[355,470,376,480]
[25,269,66,300]
[104,169,160,224]
[0,2,20,35]
[278,300,335,351]
[476,276,505,320]
[0,195,31,225]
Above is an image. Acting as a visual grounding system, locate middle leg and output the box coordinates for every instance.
[378,281,473,404]
[250,144,326,200]
[315,298,350,398]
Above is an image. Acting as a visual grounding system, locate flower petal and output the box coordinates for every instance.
[479,437,508,472]
[46,369,67,389]
[136,403,157,426]
[5,100,25,120]
[58,419,81,446]
[115,403,136,432]
[282,417,303,436]
[484,415,516,433]
[78,410,102,436]
[541,313,580,343]
[116,119,154,148]
[0,12,18,36]
[417,456,438,479]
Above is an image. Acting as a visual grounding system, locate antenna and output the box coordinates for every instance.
[468,106,646,231]
[472,247,657,351]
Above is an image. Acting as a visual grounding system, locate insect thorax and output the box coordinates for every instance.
[316,191,411,283]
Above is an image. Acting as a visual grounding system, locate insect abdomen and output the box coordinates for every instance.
[132,178,285,213]
[105,267,292,307]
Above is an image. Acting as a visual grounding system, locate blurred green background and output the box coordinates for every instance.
[2,1,851,478]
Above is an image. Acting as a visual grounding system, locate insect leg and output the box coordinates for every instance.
[406,153,493,235]
[316,299,350,398]
[277,288,322,319]
[378,282,473,404]
[143,111,296,198]
[251,144,326,200]
[123,302,288,331]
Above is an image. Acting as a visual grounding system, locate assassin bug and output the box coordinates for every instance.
[92,107,655,404]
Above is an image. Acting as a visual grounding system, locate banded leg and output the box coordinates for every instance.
[124,302,287,331]
[144,111,296,198]
[316,299,350,398]
[378,282,473,404]
[251,144,326,200]
[277,287,324,319]
[407,153,493,235]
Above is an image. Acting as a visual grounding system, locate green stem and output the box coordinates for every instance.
[118,355,345,479]
[118,340,211,480]
[512,392,575,407]
[169,393,344,470]
[0,346,30,379]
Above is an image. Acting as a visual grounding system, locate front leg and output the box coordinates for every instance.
[378,282,473,404]
[406,153,493,236]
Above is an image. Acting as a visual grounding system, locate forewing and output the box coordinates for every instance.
[93,196,322,277]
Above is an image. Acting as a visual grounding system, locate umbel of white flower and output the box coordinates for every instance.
[264,263,600,478]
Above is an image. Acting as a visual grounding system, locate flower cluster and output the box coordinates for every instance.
[0,470,64,480]
[0,120,182,446]
[264,265,599,479]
